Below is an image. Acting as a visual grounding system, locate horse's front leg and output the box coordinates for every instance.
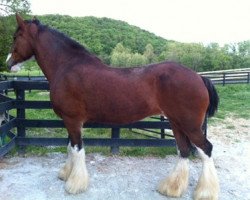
[58,142,73,181]
[59,118,89,194]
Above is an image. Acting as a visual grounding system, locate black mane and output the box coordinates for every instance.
[19,19,93,56]
[41,24,92,55]
[50,28,87,49]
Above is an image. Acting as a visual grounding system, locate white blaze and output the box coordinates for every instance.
[6,53,12,63]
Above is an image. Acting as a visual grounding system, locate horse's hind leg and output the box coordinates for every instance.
[185,127,219,200]
[59,117,89,194]
[158,123,191,197]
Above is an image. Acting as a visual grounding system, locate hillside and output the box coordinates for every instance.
[38,15,169,62]
[0,14,249,71]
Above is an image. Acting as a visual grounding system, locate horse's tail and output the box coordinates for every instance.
[201,76,219,118]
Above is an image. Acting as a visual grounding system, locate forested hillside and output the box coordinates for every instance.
[38,15,168,62]
[0,14,249,72]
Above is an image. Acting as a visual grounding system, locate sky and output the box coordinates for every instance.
[30,0,250,46]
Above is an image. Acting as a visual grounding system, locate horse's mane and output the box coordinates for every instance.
[46,27,91,54]
[22,19,95,58]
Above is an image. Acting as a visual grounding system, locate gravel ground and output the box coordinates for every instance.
[0,117,249,200]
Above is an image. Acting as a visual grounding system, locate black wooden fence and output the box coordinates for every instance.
[1,68,248,157]
[0,79,189,157]
[200,71,250,85]
[2,70,250,85]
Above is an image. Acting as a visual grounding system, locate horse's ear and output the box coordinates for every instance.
[32,16,40,25]
[29,16,39,37]
[16,13,25,29]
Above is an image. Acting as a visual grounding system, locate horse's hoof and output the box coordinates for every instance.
[65,173,89,194]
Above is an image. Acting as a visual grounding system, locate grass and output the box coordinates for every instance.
[212,84,250,121]
[1,83,249,157]
[1,69,44,76]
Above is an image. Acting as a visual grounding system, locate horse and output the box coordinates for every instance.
[7,14,219,200]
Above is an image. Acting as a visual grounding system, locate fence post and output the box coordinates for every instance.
[160,115,165,139]
[247,72,250,84]
[111,128,120,154]
[222,73,226,86]
[16,88,26,154]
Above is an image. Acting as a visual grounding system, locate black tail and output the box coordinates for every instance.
[201,76,219,117]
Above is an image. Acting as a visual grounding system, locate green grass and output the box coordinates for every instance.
[212,84,250,121]
[1,69,44,76]
[1,84,249,157]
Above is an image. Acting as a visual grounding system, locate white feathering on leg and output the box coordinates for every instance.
[58,143,73,181]
[65,146,89,194]
[158,157,189,197]
[194,147,219,200]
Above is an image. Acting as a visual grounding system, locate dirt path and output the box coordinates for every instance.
[0,117,249,200]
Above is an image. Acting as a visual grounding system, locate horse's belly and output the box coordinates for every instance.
[87,100,161,124]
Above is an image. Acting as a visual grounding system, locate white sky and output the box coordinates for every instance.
[30,0,250,46]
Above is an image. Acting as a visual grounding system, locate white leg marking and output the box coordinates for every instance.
[6,53,12,63]
[65,146,89,194]
[194,147,219,200]
[158,157,189,197]
[58,143,73,181]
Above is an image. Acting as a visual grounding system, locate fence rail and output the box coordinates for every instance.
[2,69,250,86]
[199,71,250,85]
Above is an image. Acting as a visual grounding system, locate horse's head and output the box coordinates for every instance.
[6,14,39,71]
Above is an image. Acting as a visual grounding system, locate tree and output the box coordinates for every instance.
[143,43,156,64]
[159,42,181,62]
[110,43,148,67]
[237,41,250,68]
[0,0,30,15]
[238,41,250,57]
[159,42,206,71]
[130,53,147,67]
[203,43,232,71]
[110,43,132,67]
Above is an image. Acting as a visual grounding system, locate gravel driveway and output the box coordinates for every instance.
[0,117,249,200]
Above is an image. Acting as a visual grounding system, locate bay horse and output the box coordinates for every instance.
[7,14,219,200]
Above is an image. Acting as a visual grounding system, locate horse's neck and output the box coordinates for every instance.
[34,32,99,83]
[34,34,63,82]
